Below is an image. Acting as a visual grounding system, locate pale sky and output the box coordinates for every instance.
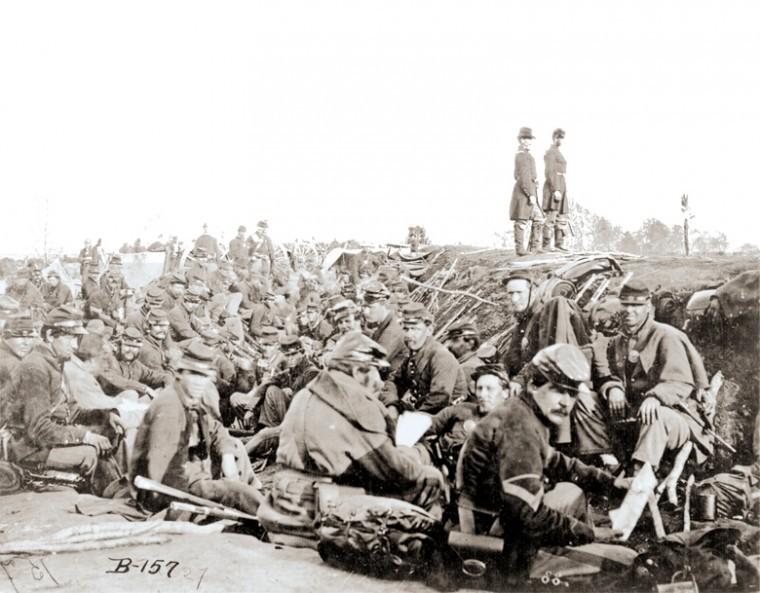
[1,1,758,255]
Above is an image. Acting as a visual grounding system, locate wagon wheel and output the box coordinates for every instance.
[271,243,293,278]
[290,240,320,272]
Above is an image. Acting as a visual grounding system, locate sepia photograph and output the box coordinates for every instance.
[0,1,758,591]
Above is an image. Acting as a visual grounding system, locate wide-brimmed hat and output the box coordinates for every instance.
[176,340,217,377]
[518,126,535,139]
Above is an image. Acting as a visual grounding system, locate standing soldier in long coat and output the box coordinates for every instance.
[543,128,571,252]
[510,127,543,256]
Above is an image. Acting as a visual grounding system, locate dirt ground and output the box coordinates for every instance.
[0,488,472,593]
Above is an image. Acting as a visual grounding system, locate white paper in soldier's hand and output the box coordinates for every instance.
[608,463,657,541]
[395,412,433,447]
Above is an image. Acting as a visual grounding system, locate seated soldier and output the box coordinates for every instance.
[420,364,510,471]
[256,335,319,429]
[443,320,495,402]
[457,344,629,582]
[160,272,187,311]
[168,285,205,342]
[130,341,262,514]
[248,291,278,336]
[7,267,45,314]
[275,332,444,520]
[99,326,171,399]
[42,270,74,311]
[124,286,165,330]
[390,303,467,415]
[573,279,713,476]
[139,308,179,373]
[361,282,406,373]
[0,306,122,493]
[296,293,333,347]
[323,299,362,351]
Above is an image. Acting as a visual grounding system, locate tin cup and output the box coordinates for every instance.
[696,492,716,521]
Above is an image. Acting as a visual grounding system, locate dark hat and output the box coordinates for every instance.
[45,305,87,335]
[502,270,534,286]
[618,278,651,305]
[531,344,590,392]
[363,281,391,304]
[109,254,122,266]
[0,295,20,315]
[255,325,280,345]
[256,220,268,229]
[518,126,535,139]
[444,320,479,341]
[332,299,358,322]
[184,285,206,303]
[46,269,60,278]
[168,272,187,286]
[401,302,434,325]
[470,363,509,386]
[3,314,36,338]
[552,128,566,139]
[279,334,304,353]
[237,225,247,233]
[176,340,217,377]
[145,286,165,305]
[28,262,41,272]
[121,326,143,347]
[147,308,170,325]
[327,331,389,369]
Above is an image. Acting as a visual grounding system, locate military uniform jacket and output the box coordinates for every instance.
[276,370,427,495]
[43,283,74,310]
[392,337,466,414]
[509,149,538,221]
[594,313,712,456]
[0,348,106,464]
[542,145,569,213]
[427,401,482,455]
[228,237,249,265]
[130,380,236,506]
[458,393,615,549]
[99,357,170,395]
[168,304,199,342]
[139,334,175,372]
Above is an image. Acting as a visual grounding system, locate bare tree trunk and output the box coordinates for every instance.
[684,217,690,256]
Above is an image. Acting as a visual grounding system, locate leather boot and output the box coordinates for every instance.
[543,225,556,252]
[556,228,570,252]
[513,223,527,256]
[529,223,544,253]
